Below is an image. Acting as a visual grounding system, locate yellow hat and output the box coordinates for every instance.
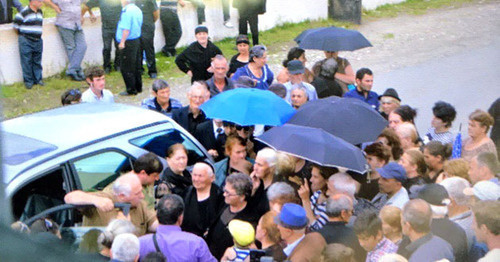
[228,219,255,247]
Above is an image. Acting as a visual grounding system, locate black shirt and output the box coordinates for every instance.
[161,168,192,196]
[358,177,380,201]
[135,0,158,30]
[85,0,121,29]
[229,54,249,76]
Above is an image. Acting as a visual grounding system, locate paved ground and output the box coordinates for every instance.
[124,0,500,135]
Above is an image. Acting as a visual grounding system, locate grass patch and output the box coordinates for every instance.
[2,0,481,118]
[383,33,395,39]
[363,0,474,18]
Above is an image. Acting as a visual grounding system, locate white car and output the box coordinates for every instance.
[1,103,212,225]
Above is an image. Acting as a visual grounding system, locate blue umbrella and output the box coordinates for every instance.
[256,124,367,174]
[452,124,462,159]
[199,88,296,126]
[294,26,372,52]
[287,97,387,145]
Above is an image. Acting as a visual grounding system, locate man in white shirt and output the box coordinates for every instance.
[371,162,409,210]
[81,66,114,103]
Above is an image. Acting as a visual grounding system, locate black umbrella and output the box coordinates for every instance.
[294,26,372,52]
[256,124,367,174]
[287,97,387,145]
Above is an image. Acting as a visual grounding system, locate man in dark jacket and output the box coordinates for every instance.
[171,81,210,135]
[317,194,367,262]
[175,25,222,83]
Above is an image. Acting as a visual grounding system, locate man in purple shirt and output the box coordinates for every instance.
[138,194,216,261]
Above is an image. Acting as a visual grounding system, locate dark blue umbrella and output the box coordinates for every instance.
[199,88,295,126]
[256,124,367,174]
[287,97,387,145]
[294,26,372,52]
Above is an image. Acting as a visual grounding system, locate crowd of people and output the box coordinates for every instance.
[16,61,500,262]
[4,0,500,261]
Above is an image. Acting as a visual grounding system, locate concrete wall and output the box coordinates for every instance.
[0,0,401,84]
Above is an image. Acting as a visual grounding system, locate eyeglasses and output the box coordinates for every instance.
[223,189,239,197]
[235,125,251,131]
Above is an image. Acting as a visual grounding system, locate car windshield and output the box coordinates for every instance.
[2,132,58,165]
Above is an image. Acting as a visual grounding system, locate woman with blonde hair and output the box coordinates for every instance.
[398,149,427,197]
[442,158,470,182]
[379,206,402,245]
[462,109,497,162]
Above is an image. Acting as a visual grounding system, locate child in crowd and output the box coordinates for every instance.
[221,219,256,262]
[354,212,398,262]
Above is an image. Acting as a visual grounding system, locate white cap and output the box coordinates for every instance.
[463,180,500,201]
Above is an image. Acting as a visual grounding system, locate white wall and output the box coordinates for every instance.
[0,0,400,84]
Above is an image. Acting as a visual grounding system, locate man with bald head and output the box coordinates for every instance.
[398,199,454,262]
[181,161,224,237]
[172,81,210,135]
[64,174,158,235]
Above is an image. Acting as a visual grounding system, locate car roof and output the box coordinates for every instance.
[2,103,172,180]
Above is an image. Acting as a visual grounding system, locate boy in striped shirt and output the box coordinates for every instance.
[13,0,43,89]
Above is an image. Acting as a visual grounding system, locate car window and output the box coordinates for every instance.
[129,129,206,166]
[72,151,133,192]
[12,167,71,226]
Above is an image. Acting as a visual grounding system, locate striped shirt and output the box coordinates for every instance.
[13,6,43,40]
[309,190,329,231]
[423,127,454,145]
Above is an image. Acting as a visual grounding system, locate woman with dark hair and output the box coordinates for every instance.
[298,164,338,231]
[276,47,313,83]
[462,109,497,162]
[388,105,417,130]
[424,101,457,145]
[231,45,274,90]
[159,143,191,196]
[312,51,355,94]
[228,35,250,77]
[206,173,260,260]
[423,141,452,183]
[376,128,404,161]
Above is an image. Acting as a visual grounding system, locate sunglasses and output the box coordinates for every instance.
[235,125,251,131]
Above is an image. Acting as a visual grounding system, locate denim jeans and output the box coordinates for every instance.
[18,35,43,86]
[57,26,87,75]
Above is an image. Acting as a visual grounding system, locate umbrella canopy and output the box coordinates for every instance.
[256,124,367,174]
[199,88,295,126]
[294,26,372,52]
[287,97,387,145]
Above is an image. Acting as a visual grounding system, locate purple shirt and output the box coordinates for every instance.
[139,225,216,262]
[367,237,398,262]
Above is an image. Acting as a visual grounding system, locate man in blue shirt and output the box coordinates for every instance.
[344,68,380,110]
[116,0,143,96]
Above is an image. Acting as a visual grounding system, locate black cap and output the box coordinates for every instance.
[195,25,208,35]
[379,88,401,102]
[417,184,450,206]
